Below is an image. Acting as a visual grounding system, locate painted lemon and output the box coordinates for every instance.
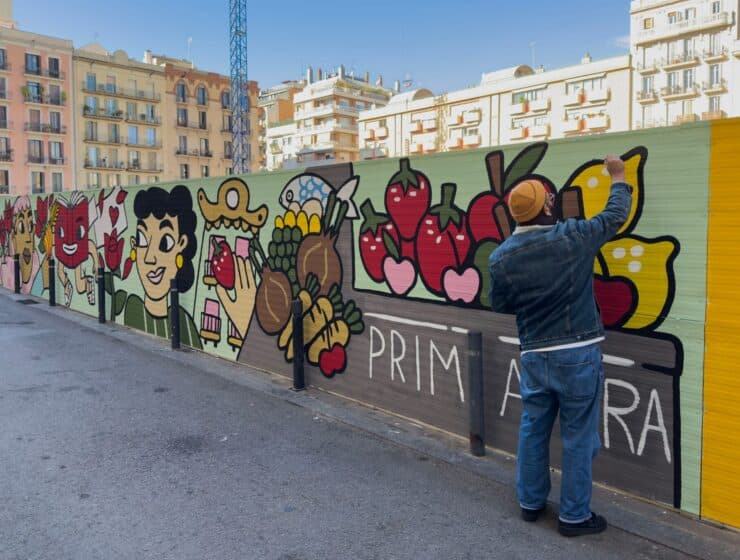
[599,236,678,330]
[565,148,644,236]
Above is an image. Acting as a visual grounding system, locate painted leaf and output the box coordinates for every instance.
[503,142,548,190]
[114,289,127,316]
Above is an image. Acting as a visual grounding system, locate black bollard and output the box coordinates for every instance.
[291,299,305,391]
[467,330,485,457]
[170,279,180,350]
[48,258,56,306]
[97,267,105,323]
[13,253,20,294]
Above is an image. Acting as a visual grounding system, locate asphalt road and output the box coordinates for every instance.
[0,292,737,560]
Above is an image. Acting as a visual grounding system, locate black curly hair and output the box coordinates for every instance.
[133,185,198,293]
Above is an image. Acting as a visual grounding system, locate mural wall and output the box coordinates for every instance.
[2,120,737,528]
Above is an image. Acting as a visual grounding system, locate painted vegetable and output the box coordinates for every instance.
[252,238,293,335]
[211,238,236,290]
[358,199,399,283]
[415,183,472,296]
[384,158,431,240]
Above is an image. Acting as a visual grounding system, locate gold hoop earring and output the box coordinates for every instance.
[176,254,183,269]
[130,248,137,262]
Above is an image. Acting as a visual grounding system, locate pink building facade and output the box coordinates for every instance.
[0,24,75,196]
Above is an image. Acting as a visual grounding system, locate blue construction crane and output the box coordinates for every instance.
[229,0,250,174]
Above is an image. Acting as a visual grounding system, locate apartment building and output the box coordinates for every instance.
[631,0,739,128]
[359,55,632,159]
[265,121,299,171]
[289,66,393,167]
[0,1,74,195]
[149,51,260,179]
[257,80,303,171]
[73,45,165,189]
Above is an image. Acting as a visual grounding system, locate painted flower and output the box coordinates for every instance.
[103,228,124,272]
[35,195,54,238]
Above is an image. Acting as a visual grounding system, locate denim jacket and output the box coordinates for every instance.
[488,182,632,352]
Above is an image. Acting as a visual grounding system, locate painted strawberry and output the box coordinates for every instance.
[594,275,636,328]
[415,183,472,296]
[358,199,399,283]
[211,238,235,290]
[384,158,431,241]
[319,344,347,377]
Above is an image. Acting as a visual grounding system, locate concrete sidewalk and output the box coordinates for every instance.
[1,290,738,560]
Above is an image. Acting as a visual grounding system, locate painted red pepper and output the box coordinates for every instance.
[384,158,431,241]
[415,183,471,296]
[358,199,399,283]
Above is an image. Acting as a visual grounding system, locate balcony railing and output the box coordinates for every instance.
[81,82,161,102]
[635,12,730,45]
[41,69,65,80]
[126,162,161,173]
[84,135,122,144]
[24,122,67,134]
[636,61,659,74]
[704,47,729,61]
[0,150,12,162]
[23,93,66,106]
[702,110,727,121]
[125,139,162,149]
[27,155,46,164]
[0,185,9,194]
[636,89,658,102]
[702,79,727,93]
[0,62,11,72]
[84,107,123,120]
[177,120,210,131]
[661,84,699,99]
[84,159,126,170]
[674,114,698,126]
[661,52,699,69]
[125,114,161,125]
[0,120,12,130]
[0,90,9,100]
[48,156,65,165]
[176,148,213,158]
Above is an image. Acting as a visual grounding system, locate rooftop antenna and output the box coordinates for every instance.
[529,41,536,68]
[187,37,193,62]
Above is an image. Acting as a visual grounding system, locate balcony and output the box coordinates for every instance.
[446,114,462,127]
[81,82,161,102]
[464,109,482,123]
[661,84,699,100]
[563,91,584,106]
[634,119,666,130]
[462,134,481,147]
[360,146,388,160]
[409,120,422,133]
[85,135,122,145]
[529,124,550,138]
[175,149,213,158]
[177,120,210,131]
[510,101,528,115]
[422,141,437,153]
[125,114,162,126]
[409,143,422,154]
[587,89,610,103]
[27,155,46,164]
[702,110,727,121]
[662,52,699,70]
[510,127,528,140]
[48,156,65,166]
[364,128,375,141]
[704,47,729,62]
[529,98,549,112]
[563,119,584,133]
[24,122,67,134]
[375,126,388,139]
[0,62,11,72]
[585,115,610,130]
[673,114,698,126]
[126,139,162,149]
[422,119,437,131]
[0,185,9,194]
[634,12,731,45]
[703,80,727,94]
[636,61,659,74]
[0,150,12,162]
[23,92,66,106]
[0,120,12,130]
[446,137,462,149]
[84,159,126,170]
[636,89,658,103]
[84,107,123,120]
[126,161,162,173]
[0,90,10,100]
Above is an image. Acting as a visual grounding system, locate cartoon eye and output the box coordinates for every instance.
[136,230,149,248]
[159,233,175,253]
[28,221,34,232]
[58,225,65,239]
[18,222,24,234]
[286,191,293,202]
[77,224,86,241]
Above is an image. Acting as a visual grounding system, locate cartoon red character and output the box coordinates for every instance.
[54,193,97,306]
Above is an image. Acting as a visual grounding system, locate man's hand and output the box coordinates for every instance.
[604,155,625,184]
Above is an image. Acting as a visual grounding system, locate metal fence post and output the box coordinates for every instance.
[48,258,56,306]
[97,267,105,323]
[468,330,485,457]
[291,299,305,391]
[170,279,180,350]
[13,253,20,294]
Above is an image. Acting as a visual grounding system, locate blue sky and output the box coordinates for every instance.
[15,0,631,93]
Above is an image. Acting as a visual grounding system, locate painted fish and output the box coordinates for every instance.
[279,174,359,218]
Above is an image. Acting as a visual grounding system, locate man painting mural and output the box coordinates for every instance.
[488,156,631,537]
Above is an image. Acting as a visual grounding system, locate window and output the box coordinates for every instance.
[128,150,141,168]
[709,64,721,85]
[177,108,187,126]
[667,71,679,89]
[667,11,680,24]
[196,85,207,105]
[147,152,157,170]
[0,137,9,158]
[48,57,60,79]
[106,99,118,116]
[199,138,210,155]
[26,81,42,103]
[681,99,693,116]
[110,123,119,143]
[108,174,121,187]
[682,68,695,89]
[221,90,230,109]
[201,165,209,178]
[25,53,41,75]
[178,135,187,154]
[28,140,43,163]
[0,106,6,128]
[145,104,156,120]
[48,84,61,105]
[106,75,116,94]
[86,73,97,91]
[31,171,45,193]
[147,128,156,146]
[712,1,722,15]
[176,81,187,102]
[85,121,96,141]
[643,17,654,29]
[199,111,207,129]
[180,164,189,179]
[642,75,654,92]
[709,96,721,113]
[29,109,41,127]
[86,95,98,113]
[0,76,6,99]
[128,175,140,186]
[223,115,233,131]
[684,7,696,20]
[88,172,100,188]
[0,48,7,70]
[127,102,136,120]
[48,141,63,164]
[52,172,63,192]
[0,170,9,192]
[128,126,138,145]
[224,140,232,158]
[50,112,61,133]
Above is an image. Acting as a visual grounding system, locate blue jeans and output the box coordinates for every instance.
[517,344,604,523]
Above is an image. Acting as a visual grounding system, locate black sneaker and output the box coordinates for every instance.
[558,513,607,537]
[521,505,546,522]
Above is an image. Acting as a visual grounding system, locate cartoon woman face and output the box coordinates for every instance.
[13,208,34,283]
[132,213,188,303]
